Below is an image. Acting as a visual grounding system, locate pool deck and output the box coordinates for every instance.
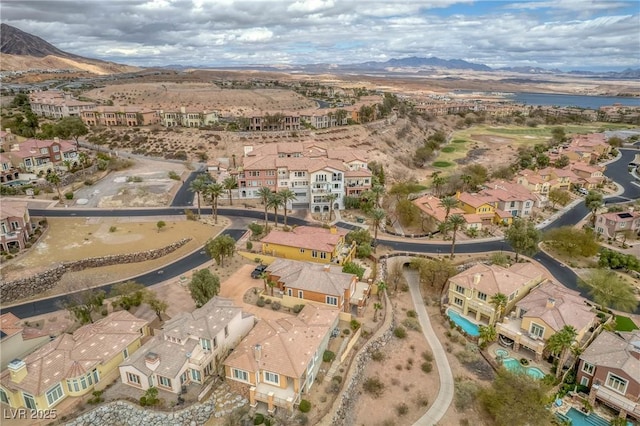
[487,342,552,376]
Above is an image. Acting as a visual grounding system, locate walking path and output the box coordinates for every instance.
[400,258,454,426]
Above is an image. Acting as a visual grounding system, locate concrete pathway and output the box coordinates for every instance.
[402,260,454,426]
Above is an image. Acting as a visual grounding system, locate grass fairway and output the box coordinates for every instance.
[433,161,454,168]
[615,315,639,332]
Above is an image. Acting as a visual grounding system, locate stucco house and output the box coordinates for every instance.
[0,311,149,411]
[578,330,640,421]
[224,304,339,414]
[260,226,356,265]
[0,200,34,253]
[0,314,51,370]
[119,297,255,394]
[595,210,640,240]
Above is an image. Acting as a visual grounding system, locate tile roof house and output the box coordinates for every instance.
[479,181,540,218]
[119,297,255,395]
[496,281,597,361]
[570,163,606,189]
[224,303,340,414]
[5,138,78,175]
[265,258,370,315]
[0,200,34,253]
[0,311,149,411]
[457,192,513,225]
[261,226,356,265]
[447,262,546,326]
[595,210,640,240]
[578,331,640,421]
[0,313,51,370]
[29,90,96,118]
[0,152,20,184]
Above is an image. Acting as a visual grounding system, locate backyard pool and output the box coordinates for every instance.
[502,357,546,379]
[446,309,480,337]
[564,407,610,426]
[495,348,509,358]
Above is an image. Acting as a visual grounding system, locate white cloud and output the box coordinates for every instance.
[287,0,335,13]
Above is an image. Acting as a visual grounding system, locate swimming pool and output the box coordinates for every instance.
[502,357,545,379]
[446,309,480,337]
[564,407,610,426]
[495,348,509,358]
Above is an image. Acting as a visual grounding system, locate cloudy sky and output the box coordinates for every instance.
[2,0,639,71]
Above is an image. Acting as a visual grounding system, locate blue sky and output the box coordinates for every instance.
[1,0,639,71]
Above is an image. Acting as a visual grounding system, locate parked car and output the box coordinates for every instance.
[578,187,589,196]
[251,264,267,278]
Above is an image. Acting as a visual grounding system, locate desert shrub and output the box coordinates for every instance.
[256,297,266,307]
[271,301,281,311]
[84,179,94,186]
[64,191,74,200]
[298,399,311,413]
[394,326,407,339]
[325,381,341,394]
[455,350,479,364]
[246,241,253,250]
[332,375,342,383]
[421,362,433,373]
[406,310,417,318]
[264,298,272,304]
[395,364,403,371]
[350,319,361,331]
[396,403,409,416]
[184,209,197,221]
[87,390,104,404]
[254,413,264,425]
[109,226,117,233]
[293,304,305,313]
[415,392,429,407]
[294,413,308,425]
[168,171,181,180]
[455,379,480,411]
[323,350,335,363]
[126,176,143,183]
[363,377,385,398]
[371,350,385,362]
[343,328,351,335]
[402,318,421,331]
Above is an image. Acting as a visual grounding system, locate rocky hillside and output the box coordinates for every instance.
[0,23,139,74]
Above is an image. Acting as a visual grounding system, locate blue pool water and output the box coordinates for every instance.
[564,407,610,426]
[446,309,480,337]
[495,348,509,358]
[502,357,546,379]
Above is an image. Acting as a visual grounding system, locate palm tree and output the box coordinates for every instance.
[259,271,269,293]
[460,174,473,192]
[46,172,63,202]
[206,182,224,224]
[585,191,604,227]
[326,193,339,221]
[222,176,238,206]
[447,214,466,259]
[257,186,272,227]
[489,293,509,325]
[478,325,497,349]
[545,325,578,378]
[189,175,208,218]
[439,196,459,223]
[376,281,387,299]
[371,208,385,252]
[373,302,383,322]
[371,185,385,207]
[78,152,89,178]
[431,172,447,197]
[278,188,297,227]
[267,192,284,228]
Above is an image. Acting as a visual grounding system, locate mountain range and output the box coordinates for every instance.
[1,23,638,79]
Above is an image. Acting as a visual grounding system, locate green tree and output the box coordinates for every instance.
[598,248,640,272]
[553,154,570,168]
[63,289,106,324]
[371,185,385,208]
[551,127,566,145]
[373,302,383,322]
[585,190,603,226]
[222,175,238,206]
[267,192,284,228]
[54,117,88,149]
[490,293,508,325]
[410,258,457,300]
[579,269,638,312]
[259,271,270,293]
[342,261,365,280]
[110,281,147,310]
[607,136,624,148]
[461,164,489,190]
[431,172,447,198]
[548,188,571,210]
[257,186,273,227]
[278,188,297,227]
[370,208,385,251]
[189,175,209,218]
[446,214,466,259]
[205,182,224,224]
[205,234,236,267]
[479,369,554,426]
[439,196,459,223]
[478,325,497,349]
[346,228,373,258]
[505,218,541,262]
[545,325,578,378]
[188,269,220,307]
[396,198,421,228]
[543,227,600,257]
[376,281,387,299]
[145,293,168,322]
[46,172,63,201]
[326,193,339,221]
[156,220,166,233]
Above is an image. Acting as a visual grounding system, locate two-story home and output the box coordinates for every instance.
[412,195,481,229]
[457,192,512,225]
[260,226,356,266]
[0,311,149,411]
[0,200,34,253]
[119,297,254,395]
[29,91,96,118]
[578,330,640,421]
[80,106,160,127]
[6,138,78,174]
[595,210,640,240]
[0,314,51,370]
[264,259,370,315]
[447,262,546,326]
[496,281,597,361]
[0,153,20,184]
[224,304,339,414]
[571,163,606,189]
[479,181,540,218]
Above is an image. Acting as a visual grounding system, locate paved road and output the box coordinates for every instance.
[403,263,454,426]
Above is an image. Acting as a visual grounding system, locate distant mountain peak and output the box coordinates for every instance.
[352,56,493,72]
[1,23,76,58]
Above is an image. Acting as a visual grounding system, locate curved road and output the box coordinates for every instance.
[3,148,639,317]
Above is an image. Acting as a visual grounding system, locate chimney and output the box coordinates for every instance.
[8,359,27,383]
[546,298,556,309]
[253,344,262,362]
[144,352,160,371]
[473,273,481,286]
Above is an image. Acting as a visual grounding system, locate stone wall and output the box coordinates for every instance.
[0,238,191,302]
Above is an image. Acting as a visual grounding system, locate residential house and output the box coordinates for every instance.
[595,210,640,240]
[264,259,370,315]
[224,304,340,414]
[479,181,539,218]
[0,311,149,410]
[0,153,19,184]
[447,262,546,326]
[0,200,34,253]
[247,113,300,131]
[570,163,606,189]
[158,107,219,128]
[456,192,512,225]
[29,91,96,118]
[6,138,78,174]
[516,167,579,197]
[578,330,640,421]
[80,106,160,127]
[261,226,356,265]
[496,281,597,361]
[570,133,612,160]
[0,314,51,370]
[412,195,474,228]
[119,297,254,394]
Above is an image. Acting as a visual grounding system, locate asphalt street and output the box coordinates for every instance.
[4,148,640,317]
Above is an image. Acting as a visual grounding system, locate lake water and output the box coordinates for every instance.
[507,92,639,109]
